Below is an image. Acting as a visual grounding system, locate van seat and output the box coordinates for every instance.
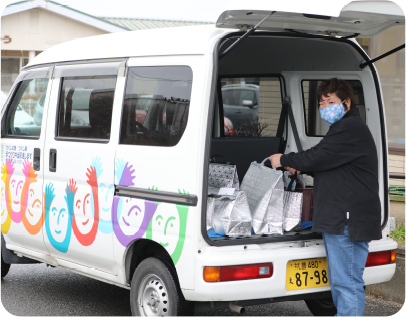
[210,137,281,183]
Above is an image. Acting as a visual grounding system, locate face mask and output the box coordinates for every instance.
[319,102,346,124]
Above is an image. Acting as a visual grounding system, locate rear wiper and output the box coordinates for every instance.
[219,12,275,59]
[360,43,405,69]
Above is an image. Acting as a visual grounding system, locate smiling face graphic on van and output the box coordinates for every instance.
[50,207,68,239]
[96,182,114,234]
[117,197,145,236]
[151,204,180,255]
[44,182,74,253]
[146,202,189,265]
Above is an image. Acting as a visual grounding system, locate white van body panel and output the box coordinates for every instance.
[219,0,404,21]
[184,239,397,301]
[217,0,404,37]
[25,26,231,68]
[114,54,215,290]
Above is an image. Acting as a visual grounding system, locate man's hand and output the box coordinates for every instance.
[269,153,283,168]
[285,167,301,175]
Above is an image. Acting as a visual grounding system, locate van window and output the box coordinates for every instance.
[120,66,192,146]
[302,80,366,136]
[3,77,48,137]
[220,77,282,137]
[57,76,116,140]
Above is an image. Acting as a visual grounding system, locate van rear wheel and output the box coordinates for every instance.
[130,257,188,316]
[305,297,337,316]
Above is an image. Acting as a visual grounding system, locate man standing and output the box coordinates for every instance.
[270,78,382,316]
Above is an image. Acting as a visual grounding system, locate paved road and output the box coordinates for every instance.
[1,263,404,316]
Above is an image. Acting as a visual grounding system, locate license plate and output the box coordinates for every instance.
[286,258,330,291]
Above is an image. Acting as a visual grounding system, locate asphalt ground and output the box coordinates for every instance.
[1,263,404,316]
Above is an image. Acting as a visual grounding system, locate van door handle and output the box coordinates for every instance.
[235,110,241,114]
[33,148,40,171]
[49,149,57,172]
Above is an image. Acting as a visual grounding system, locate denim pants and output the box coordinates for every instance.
[322,226,370,316]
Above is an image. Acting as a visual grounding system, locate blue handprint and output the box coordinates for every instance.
[92,156,103,180]
[44,181,74,253]
[115,158,126,184]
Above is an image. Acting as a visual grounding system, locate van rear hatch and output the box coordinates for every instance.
[216,0,404,37]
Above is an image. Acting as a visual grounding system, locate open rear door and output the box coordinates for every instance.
[216,0,404,37]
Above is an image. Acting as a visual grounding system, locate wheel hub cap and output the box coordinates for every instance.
[139,274,169,316]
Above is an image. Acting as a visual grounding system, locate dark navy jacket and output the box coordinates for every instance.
[281,108,382,241]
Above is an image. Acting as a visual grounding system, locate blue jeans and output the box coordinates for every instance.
[322,226,370,316]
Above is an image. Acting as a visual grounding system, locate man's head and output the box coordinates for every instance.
[317,78,356,111]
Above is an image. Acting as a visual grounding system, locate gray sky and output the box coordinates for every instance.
[3,0,231,22]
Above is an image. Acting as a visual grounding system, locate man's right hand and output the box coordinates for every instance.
[285,167,301,175]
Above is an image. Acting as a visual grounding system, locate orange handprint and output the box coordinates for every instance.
[86,166,98,188]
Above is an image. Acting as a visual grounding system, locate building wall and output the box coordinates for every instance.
[1,8,108,52]
[369,25,405,148]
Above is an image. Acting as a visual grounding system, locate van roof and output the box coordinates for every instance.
[27,25,230,67]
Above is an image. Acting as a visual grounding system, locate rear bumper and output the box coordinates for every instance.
[182,238,397,302]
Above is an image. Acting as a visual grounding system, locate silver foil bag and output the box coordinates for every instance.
[206,196,215,231]
[283,191,303,232]
[208,163,240,190]
[240,159,284,235]
[208,188,252,236]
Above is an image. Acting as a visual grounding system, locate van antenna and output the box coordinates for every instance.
[219,12,275,59]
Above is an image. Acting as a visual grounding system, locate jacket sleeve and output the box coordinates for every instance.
[280,127,357,173]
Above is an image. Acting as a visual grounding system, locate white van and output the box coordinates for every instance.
[1,1,403,315]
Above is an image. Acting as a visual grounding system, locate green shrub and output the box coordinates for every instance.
[390,222,405,244]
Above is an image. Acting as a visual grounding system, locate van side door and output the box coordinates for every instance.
[1,66,53,256]
[42,61,125,275]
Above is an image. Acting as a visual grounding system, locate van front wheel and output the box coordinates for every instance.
[305,297,337,316]
[130,257,185,316]
[1,252,11,278]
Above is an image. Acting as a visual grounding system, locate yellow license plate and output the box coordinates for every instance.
[286,258,330,291]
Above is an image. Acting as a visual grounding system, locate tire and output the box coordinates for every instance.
[1,252,11,279]
[130,257,191,316]
[305,297,337,316]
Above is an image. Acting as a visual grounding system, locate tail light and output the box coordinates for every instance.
[203,263,273,282]
[365,250,396,267]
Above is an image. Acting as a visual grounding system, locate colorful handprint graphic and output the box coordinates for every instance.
[146,190,189,265]
[1,158,15,234]
[44,181,76,253]
[72,165,100,246]
[91,156,114,234]
[20,160,43,235]
[113,160,158,247]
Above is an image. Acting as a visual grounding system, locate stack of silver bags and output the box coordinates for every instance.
[240,158,284,235]
[207,162,252,236]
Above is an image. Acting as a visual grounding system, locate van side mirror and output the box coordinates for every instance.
[242,100,253,108]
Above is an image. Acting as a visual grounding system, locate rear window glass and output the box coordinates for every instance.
[120,66,193,146]
[220,77,282,137]
[302,80,366,137]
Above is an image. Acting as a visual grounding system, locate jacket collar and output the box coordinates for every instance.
[343,107,360,119]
